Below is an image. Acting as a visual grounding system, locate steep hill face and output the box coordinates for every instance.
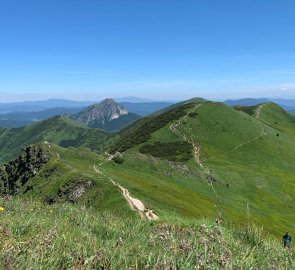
[0,143,133,215]
[0,116,110,164]
[70,98,140,131]
[102,100,295,235]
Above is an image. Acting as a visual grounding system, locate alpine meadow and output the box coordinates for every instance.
[1,1,295,269]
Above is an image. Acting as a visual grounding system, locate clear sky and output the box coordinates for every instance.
[1,0,295,102]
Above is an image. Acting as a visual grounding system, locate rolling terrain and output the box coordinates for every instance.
[1,98,295,268]
[225,98,295,114]
[100,100,295,235]
[1,99,294,234]
[0,116,110,163]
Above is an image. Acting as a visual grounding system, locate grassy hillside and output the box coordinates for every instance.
[1,99,295,269]
[0,143,131,216]
[256,103,295,136]
[1,101,294,237]
[0,116,110,164]
[99,101,295,236]
[105,102,199,153]
[1,197,294,270]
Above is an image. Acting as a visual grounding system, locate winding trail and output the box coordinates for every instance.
[169,103,268,219]
[93,157,159,221]
[169,104,220,212]
[170,104,204,168]
[255,104,265,119]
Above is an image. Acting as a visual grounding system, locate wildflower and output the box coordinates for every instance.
[0,207,5,212]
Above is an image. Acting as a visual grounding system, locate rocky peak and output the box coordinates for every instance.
[73,98,129,124]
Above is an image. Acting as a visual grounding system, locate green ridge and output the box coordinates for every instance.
[0,116,110,164]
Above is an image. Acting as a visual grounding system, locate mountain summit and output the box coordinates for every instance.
[69,98,140,131]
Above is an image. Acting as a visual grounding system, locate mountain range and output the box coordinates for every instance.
[0,98,173,128]
[1,97,295,236]
[0,97,172,113]
[2,96,295,268]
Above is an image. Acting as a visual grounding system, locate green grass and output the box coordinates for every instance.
[1,144,131,217]
[97,101,295,237]
[1,197,294,270]
[0,116,111,164]
[1,99,295,269]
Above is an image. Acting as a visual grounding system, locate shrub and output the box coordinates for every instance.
[139,141,193,161]
[112,155,125,164]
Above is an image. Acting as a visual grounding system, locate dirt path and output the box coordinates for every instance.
[170,104,204,168]
[256,104,265,119]
[93,162,159,221]
[43,141,60,160]
[169,104,220,217]
[170,104,267,164]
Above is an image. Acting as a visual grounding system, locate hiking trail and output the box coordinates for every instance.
[169,103,267,218]
[93,155,159,221]
[203,128,266,162]
[170,104,221,216]
[256,104,265,119]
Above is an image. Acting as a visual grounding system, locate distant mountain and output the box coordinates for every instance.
[120,102,173,116]
[271,98,295,107]
[70,98,141,131]
[0,107,85,128]
[224,98,269,106]
[114,96,158,103]
[224,98,295,113]
[0,99,94,113]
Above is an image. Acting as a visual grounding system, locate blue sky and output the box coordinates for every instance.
[0,0,295,102]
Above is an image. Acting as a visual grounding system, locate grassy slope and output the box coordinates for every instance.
[1,101,295,268]
[1,198,295,270]
[0,116,110,164]
[99,101,295,236]
[257,102,295,136]
[15,144,131,217]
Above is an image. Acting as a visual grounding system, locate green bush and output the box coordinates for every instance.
[112,155,125,164]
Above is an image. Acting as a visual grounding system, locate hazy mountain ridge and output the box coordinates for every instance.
[224,98,295,113]
[0,98,173,128]
[0,107,85,128]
